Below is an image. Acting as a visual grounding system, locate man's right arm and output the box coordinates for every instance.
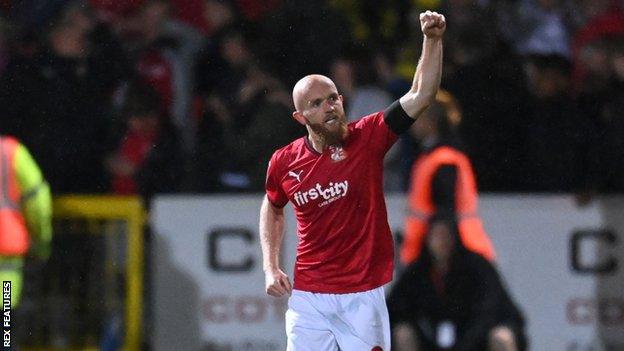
[259,195,292,297]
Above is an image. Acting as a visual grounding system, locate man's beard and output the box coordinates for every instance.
[306,114,348,147]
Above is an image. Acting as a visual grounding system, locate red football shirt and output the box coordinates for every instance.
[265,112,398,293]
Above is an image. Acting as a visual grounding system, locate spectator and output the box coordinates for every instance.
[237,67,303,190]
[0,18,11,76]
[194,60,301,192]
[235,0,282,22]
[329,0,410,46]
[124,0,204,152]
[330,50,401,191]
[0,0,622,196]
[401,90,495,264]
[444,23,528,191]
[509,0,576,58]
[0,6,115,193]
[388,213,527,351]
[193,28,257,191]
[570,0,624,92]
[0,135,52,307]
[194,0,243,111]
[522,54,600,192]
[329,56,355,109]
[374,49,411,101]
[590,37,624,194]
[194,23,302,191]
[257,0,351,85]
[576,38,613,99]
[105,81,182,202]
[344,51,394,122]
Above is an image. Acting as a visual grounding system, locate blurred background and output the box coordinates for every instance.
[0,0,622,350]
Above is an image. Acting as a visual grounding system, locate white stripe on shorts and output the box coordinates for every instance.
[285,286,390,351]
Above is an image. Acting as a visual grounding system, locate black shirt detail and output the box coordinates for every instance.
[384,99,415,135]
[432,165,457,212]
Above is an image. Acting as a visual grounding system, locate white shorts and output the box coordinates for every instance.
[285,286,390,351]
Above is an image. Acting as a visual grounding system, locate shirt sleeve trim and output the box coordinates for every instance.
[266,195,287,208]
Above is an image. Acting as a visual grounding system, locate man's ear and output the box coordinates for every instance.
[292,111,306,126]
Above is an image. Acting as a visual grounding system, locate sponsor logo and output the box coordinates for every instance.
[293,181,349,207]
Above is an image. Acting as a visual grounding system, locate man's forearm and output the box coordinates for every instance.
[414,36,443,100]
[400,36,443,118]
[259,196,285,272]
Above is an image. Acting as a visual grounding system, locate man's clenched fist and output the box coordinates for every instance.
[420,10,446,38]
[265,268,292,297]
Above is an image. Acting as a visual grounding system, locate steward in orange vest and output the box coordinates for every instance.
[401,91,495,264]
[0,137,31,255]
[0,135,52,307]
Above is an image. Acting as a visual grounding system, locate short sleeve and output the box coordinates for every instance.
[356,111,399,155]
[265,152,288,208]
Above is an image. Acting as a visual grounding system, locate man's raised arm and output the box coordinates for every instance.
[399,10,446,119]
[259,195,292,297]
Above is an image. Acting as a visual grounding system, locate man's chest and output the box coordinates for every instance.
[281,146,376,210]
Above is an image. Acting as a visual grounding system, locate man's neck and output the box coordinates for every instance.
[308,134,326,153]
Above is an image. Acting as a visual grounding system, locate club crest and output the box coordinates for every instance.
[329,145,346,162]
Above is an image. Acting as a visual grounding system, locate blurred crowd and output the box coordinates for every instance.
[0,0,622,199]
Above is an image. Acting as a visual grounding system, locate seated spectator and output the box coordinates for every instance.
[388,213,527,351]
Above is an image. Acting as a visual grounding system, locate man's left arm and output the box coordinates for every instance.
[400,11,445,119]
[384,11,445,134]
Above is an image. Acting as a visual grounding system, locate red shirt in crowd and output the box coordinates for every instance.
[112,129,156,194]
[265,112,398,293]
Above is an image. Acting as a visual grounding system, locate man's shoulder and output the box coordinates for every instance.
[270,137,306,167]
[350,111,385,130]
[274,137,305,156]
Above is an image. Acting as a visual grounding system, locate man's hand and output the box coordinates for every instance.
[420,11,446,39]
[264,268,292,297]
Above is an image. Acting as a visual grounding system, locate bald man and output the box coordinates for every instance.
[259,11,446,351]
